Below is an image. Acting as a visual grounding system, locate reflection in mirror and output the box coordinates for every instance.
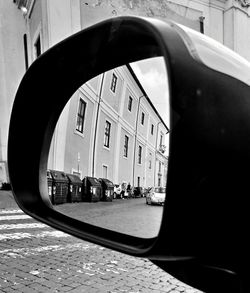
[47,57,170,239]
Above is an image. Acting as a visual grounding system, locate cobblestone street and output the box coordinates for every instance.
[0,193,202,293]
[55,197,164,238]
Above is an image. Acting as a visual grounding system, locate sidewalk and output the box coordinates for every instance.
[0,189,19,209]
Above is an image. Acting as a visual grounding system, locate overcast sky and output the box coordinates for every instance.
[130,57,170,127]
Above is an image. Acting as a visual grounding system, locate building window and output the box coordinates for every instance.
[76,99,86,134]
[137,177,140,187]
[128,96,133,111]
[73,170,81,178]
[149,152,152,169]
[138,145,142,164]
[124,135,129,157]
[110,73,117,93]
[104,121,111,148]
[141,112,145,125]
[158,175,162,187]
[160,133,163,147]
[102,165,108,179]
[34,34,41,58]
[199,16,205,34]
[151,124,154,135]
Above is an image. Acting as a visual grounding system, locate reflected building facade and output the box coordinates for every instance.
[2,0,250,185]
[48,64,169,188]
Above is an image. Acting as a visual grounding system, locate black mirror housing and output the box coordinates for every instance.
[8,16,250,292]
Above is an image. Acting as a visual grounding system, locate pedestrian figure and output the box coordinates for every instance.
[127,182,131,199]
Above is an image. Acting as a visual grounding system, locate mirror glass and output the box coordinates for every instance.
[47,57,170,238]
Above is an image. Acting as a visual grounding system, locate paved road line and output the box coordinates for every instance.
[0,223,47,230]
[0,209,22,214]
[0,230,69,240]
[0,215,31,221]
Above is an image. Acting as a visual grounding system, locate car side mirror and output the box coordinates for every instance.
[8,16,250,293]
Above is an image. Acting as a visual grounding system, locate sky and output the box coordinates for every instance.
[130,57,170,127]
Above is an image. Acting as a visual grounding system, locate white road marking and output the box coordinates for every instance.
[0,215,31,221]
[0,223,47,230]
[0,230,69,240]
[30,270,40,275]
[0,209,23,214]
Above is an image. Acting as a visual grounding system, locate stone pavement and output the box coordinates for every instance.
[0,190,19,210]
[0,191,202,292]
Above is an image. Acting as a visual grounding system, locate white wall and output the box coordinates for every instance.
[46,0,81,172]
[0,1,27,184]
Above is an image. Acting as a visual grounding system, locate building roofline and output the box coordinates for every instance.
[126,63,169,132]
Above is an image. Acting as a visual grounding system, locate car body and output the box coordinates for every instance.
[146,187,166,205]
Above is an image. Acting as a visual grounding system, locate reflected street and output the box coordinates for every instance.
[55,198,163,238]
[48,57,169,239]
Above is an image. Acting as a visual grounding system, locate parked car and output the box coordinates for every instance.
[146,187,166,205]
